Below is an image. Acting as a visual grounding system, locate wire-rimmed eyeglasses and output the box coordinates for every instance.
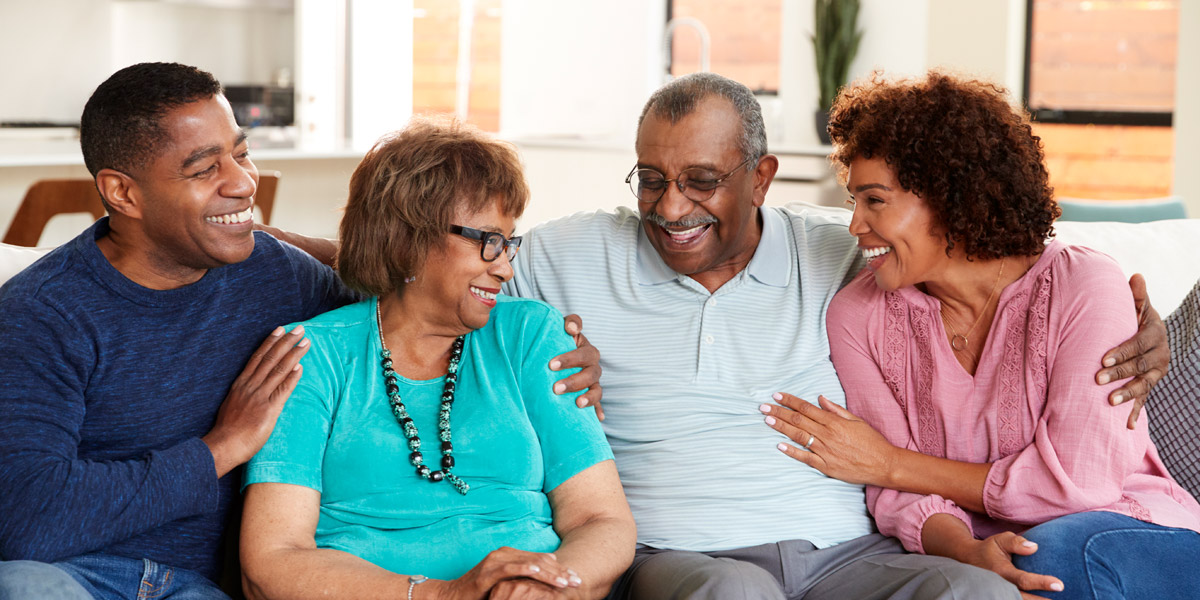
[625,156,757,203]
[449,225,522,262]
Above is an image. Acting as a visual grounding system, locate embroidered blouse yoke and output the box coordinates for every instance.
[827,241,1200,554]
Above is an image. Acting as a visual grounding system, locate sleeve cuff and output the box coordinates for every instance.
[542,437,614,493]
[907,495,974,555]
[981,453,1020,520]
[161,437,222,516]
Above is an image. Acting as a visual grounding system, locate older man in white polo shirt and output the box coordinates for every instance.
[502,72,1167,600]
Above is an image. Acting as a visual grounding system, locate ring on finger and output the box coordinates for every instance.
[802,434,816,450]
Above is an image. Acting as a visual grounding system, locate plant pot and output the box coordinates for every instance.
[815,110,832,145]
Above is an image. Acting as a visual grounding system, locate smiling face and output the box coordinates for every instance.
[130,95,259,276]
[413,195,516,334]
[635,96,765,291]
[846,156,950,291]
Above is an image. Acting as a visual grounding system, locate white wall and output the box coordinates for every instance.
[1175,0,1199,214]
[111,2,294,86]
[498,0,665,142]
[0,0,293,125]
[0,1,113,123]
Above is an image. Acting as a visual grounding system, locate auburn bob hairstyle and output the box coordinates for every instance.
[338,117,529,297]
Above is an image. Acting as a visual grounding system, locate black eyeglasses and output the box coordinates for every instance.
[449,225,522,262]
[625,156,757,203]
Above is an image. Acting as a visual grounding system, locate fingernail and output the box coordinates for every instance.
[777,443,788,451]
[550,360,562,370]
[569,575,582,586]
[529,565,540,573]
[556,577,568,587]
[1051,582,1064,592]
[765,416,777,425]
[1023,540,1037,548]
[299,338,310,347]
[554,383,566,394]
[1098,372,1110,384]
[1103,357,1116,367]
[1110,392,1124,406]
[772,392,783,401]
[577,398,588,408]
[270,326,284,336]
[291,325,305,336]
[759,403,771,413]
[292,363,301,371]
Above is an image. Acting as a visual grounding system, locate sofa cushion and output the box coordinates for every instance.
[0,243,51,287]
[1053,219,1200,317]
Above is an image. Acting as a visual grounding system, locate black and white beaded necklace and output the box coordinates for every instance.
[376,300,469,495]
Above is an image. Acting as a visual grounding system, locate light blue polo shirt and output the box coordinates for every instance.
[244,296,612,580]
[505,204,871,551]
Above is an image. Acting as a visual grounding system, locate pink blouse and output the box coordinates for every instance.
[827,241,1200,554]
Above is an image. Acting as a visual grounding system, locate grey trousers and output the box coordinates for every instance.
[607,534,1019,600]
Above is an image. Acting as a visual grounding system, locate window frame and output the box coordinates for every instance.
[1021,0,1173,127]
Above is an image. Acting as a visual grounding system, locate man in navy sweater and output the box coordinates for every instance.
[0,63,351,599]
[0,63,598,600]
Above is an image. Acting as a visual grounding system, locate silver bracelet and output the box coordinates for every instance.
[407,575,427,600]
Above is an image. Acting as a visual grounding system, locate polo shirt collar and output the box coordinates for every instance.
[635,206,790,288]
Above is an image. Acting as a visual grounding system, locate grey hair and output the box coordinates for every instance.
[636,72,768,164]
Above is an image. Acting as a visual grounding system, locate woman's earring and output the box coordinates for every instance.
[404,276,416,283]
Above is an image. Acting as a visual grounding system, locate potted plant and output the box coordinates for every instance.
[811,0,862,144]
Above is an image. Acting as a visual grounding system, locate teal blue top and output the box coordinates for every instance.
[244,296,612,580]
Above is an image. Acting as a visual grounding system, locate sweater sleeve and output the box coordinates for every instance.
[0,296,218,562]
[827,280,974,553]
[982,250,1143,523]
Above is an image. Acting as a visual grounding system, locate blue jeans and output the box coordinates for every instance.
[1012,511,1200,600]
[0,554,228,600]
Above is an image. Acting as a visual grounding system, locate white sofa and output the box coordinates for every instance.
[1053,219,1200,317]
[3,216,1199,315]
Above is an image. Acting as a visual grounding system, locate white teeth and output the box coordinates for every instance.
[206,206,254,225]
[667,224,707,237]
[861,246,893,259]
[470,286,497,301]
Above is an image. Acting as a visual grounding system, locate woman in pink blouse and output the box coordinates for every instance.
[764,72,1200,599]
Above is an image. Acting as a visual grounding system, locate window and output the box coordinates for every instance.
[413,0,501,132]
[667,0,781,93]
[1024,0,1177,125]
[1024,0,1178,200]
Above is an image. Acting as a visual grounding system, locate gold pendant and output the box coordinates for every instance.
[950,334,969,351]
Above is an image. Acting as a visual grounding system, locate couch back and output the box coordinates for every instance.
[3,217,1199,315]
[1053,219,1200,317]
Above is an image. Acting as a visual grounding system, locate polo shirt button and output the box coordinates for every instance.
[704,335,715,345]
[708,298,718,307]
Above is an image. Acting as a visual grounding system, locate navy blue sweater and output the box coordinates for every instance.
[0,219,355,580]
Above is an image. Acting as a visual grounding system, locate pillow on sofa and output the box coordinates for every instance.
[1053,219,1200,317]
[0,243,51,287]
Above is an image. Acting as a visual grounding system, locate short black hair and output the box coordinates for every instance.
[80,62,223,178]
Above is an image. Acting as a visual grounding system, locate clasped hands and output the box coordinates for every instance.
[426,547,585,600]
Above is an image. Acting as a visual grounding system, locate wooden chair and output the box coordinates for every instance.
[2,171,281,247]
[2,180,105,246]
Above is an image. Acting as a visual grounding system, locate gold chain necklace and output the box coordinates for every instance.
[941,259,1006,355]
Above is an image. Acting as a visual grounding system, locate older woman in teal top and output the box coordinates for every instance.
[240,119,635,600]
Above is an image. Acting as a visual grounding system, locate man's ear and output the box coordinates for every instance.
[751,154,779,208]
[95,168,143,220]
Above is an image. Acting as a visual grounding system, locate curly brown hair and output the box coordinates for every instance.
[828,70,1059,260]
[338,117,529,297]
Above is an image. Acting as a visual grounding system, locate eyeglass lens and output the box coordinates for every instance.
[629,168,727,203]
[481,232,520,262]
